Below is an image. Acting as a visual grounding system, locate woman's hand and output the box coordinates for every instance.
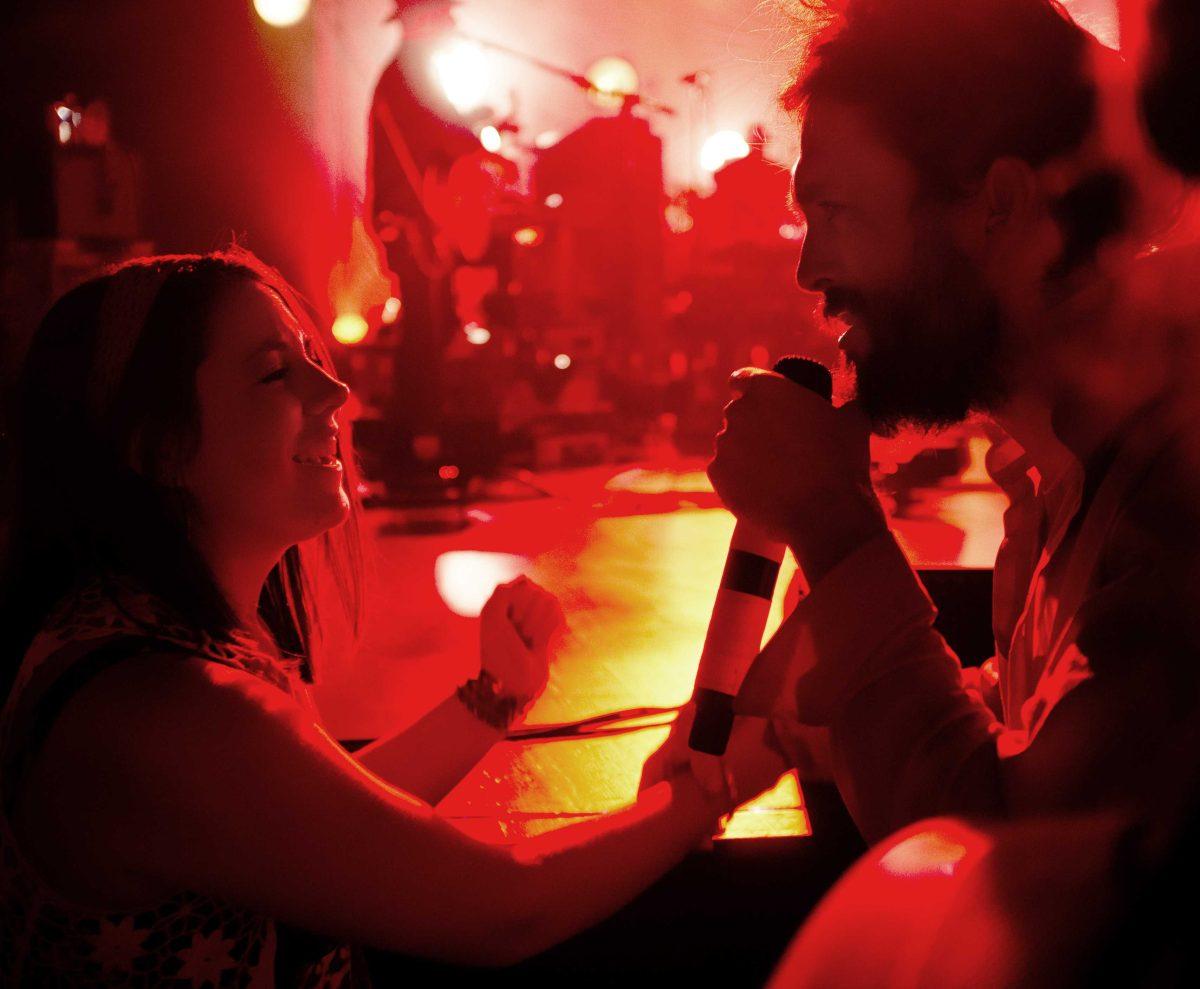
[479,577,564,706]
[639,703,696,792]
[640,707,788,813]
[770,718,835,781]
[718,715,791,808]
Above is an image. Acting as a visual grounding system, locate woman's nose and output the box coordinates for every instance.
[304,362,350,416]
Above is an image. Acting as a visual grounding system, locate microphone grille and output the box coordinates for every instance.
[773,356,833,402]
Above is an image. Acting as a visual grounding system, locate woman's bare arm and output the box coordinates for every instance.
[355,577,563,804]
[352,694,503,804]
[34,652,726,966]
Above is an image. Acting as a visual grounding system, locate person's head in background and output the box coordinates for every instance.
[1129,0,1200,177]
[781,0,1153,437]
[0,248,363,695]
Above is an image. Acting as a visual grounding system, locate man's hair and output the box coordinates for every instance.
[0,248,364,697]
[782,0,1129,274]
[1141,0,1200,176]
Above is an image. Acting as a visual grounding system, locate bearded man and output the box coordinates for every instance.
[710,0,1200,843]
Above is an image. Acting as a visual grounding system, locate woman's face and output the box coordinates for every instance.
[182,279,351,555]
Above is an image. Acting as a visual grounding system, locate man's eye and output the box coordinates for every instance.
[819,201,845,217]
[260,366,288,383]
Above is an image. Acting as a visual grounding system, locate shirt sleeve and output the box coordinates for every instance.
[736,533,1004,841]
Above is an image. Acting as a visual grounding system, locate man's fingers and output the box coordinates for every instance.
[728,365,774,395]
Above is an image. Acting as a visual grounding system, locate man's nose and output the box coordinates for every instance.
[795,229,833,295]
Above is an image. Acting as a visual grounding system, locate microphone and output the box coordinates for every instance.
[688,356,833,756]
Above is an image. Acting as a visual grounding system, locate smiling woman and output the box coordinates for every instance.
[0,247,785,986]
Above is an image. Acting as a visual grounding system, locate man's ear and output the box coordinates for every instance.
[983,157,1040,234]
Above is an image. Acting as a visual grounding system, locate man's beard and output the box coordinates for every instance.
[832,234,1010,437]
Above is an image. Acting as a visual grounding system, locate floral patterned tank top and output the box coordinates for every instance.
[0,577,367,987]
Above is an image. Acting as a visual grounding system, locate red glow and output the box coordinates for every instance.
[669,350,689,379]
[438,465,460,481]
[666,290,693,316]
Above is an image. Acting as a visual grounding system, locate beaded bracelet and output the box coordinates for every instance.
[456,669,526,731]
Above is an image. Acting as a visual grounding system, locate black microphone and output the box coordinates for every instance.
[688,356,833,756]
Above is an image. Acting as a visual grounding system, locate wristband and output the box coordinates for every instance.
[456,669,525,731]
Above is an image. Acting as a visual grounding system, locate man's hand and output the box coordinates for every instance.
[480,577,564,706]
[707,368,886,581]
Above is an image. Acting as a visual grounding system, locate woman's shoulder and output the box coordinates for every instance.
[17,574,298,700]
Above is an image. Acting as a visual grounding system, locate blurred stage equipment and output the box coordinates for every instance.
[2,96,152,410]
[359,25,677,508]
[689,358,833,756]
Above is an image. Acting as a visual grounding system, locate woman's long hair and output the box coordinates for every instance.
[0,248,364,697]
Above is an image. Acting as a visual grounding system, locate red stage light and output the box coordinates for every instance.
[331,312,369,345]
[464,323,492,345]
[512,226,543,247]
[479,125,502,153]
[585,56,639,109]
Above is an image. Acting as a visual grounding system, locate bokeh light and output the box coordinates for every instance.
[700,130,750,174]
[253,0,311,28]
[381,296,402,325]
[464,322,492,345]
[432,41,490,114]
[586,56,639,109]
[435,551,529,617]
[512,226,543,247]
[331,312,369,345]
[479,124,502,153]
